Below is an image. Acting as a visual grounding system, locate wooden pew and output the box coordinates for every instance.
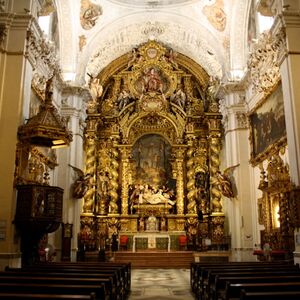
[240,290,300,300]
[0,293,96,300]
[190,261,294,296]
[233,282,300,299]
[0,276,114,300]
[8,262,131,296]
[190,261,292,292]
[29,261,131,289]
[210,270,300,300]
[213,273,300,299]
[194,264,299,300]
[6,264,128,299]
[0,283,105,300]
[209,269,298,298]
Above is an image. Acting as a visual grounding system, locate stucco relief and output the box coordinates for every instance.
[203,0,226,32]
[248,28,286,94]
[236,112,248,129]
[80,0,102,30]
[26,20,59,77]
[85,20,223,81]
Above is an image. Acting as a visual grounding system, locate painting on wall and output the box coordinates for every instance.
[249,83,286,165]
[131,134,174,189]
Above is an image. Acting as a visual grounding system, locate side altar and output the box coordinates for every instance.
[77,41,228,253]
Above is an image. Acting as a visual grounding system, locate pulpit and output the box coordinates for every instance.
[15,184,63,264]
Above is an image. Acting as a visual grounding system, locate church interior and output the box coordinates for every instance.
[1,0,300,298]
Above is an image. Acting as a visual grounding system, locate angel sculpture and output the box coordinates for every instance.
[69,164,91,198]
[214,164,239,199]
[88,75,103,101]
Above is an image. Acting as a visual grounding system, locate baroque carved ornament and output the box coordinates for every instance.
[248,27,286,94]
[26,19,60,76]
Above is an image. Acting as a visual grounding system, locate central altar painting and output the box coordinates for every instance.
[132,134,172,188]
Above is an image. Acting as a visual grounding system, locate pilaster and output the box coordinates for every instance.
[55,86,88,261]
[279,11,300,185]
[220,83,254,251]
[279,5,300,263]
[0,12,32,269]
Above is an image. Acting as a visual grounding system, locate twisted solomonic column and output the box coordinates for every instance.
[120,147,131,215]
[83,133,96,213]
[209,119,222,213]
[109,147,119,214]
[186,146,197,214]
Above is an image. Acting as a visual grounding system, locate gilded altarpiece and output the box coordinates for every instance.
[79,41,226,251]
[258,151,295,255]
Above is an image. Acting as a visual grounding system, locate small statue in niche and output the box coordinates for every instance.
[139,217,145,231]
[170,84,187,110]
[142,67,163,93]
[97,171,110,198]
[116,88,133,111]
[162,48,179,70]
[127,47,144,70]
[161,216,167,231]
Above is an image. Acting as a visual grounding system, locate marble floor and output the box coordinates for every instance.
[129,268,195,300]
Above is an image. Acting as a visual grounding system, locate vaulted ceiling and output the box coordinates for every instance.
[55,0,251,85]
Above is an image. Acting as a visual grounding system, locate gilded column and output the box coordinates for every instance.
[208,117,223,213]
[83,129,97,213]
[186,138,197,214]
[120,147,131,215]
[109,146,119,214]
[174,147,185,215]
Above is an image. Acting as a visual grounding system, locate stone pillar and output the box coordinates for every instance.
[279,10,300,185]
[56,87,88,261]
[220,87,254,260]
[277,3,300,263]
[0,11,32,269]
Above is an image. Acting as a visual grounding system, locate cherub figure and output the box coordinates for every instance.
[127,47,143,69]
[213,164,239,199]
[69,164,91,198]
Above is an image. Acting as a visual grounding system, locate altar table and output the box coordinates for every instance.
[132,232,171,252]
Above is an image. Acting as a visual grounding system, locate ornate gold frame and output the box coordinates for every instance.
[249,82,287,166]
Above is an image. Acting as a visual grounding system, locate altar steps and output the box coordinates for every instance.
[113,251,194,268]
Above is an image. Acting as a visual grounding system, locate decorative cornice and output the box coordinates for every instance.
[0,13,32,53]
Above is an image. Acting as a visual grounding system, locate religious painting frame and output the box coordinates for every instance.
[249,82,287,166]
